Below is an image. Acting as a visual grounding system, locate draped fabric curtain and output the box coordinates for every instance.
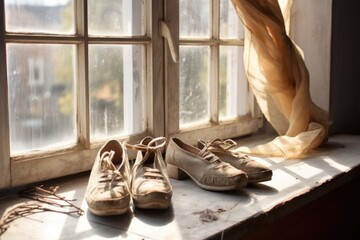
[231,0,331,158]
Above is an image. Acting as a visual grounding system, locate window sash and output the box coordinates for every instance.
[165,0,261,145]
[0,0,165,188]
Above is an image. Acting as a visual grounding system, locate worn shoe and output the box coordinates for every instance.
[166,138,248,191]
[85,140,131,216]
[197,139,272,183]
[125,137,172,209]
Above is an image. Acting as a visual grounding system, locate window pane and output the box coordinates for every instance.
[5,0,75,34]
[7,44,76,154]
[179,46,210,127]
[89,44,146,140]
[88,0,145,36]
[219,46,248,120]
[180,0,211,38]
[220,0,244,39]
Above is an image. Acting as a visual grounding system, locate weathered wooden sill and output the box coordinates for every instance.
[1,134,359,240]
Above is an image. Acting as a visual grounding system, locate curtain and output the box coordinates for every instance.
[231,0,331,158]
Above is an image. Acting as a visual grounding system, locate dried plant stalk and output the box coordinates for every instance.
[0,185,84,236]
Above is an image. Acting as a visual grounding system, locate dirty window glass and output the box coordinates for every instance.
[89,44,146,139]
[88,0,145,36]
[4,0,148,154]
[5,0,75,34]
[179,46,210,126]
[180,0,211,38]
[179,0,246,128]
[7,44,76,153]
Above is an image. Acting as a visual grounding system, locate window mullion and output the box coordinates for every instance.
[0,3,11,189]
[76,0,90,148]
[210,0,220,123]
[164,0,180,136]
[146,0,165,137]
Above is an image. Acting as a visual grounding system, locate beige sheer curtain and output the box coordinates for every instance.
[231,0,331,158]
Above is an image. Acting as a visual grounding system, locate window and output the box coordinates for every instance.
[0,0,260,188]
[166,0,260,143]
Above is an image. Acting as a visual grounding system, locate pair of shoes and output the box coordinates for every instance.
[197,139,272,183]
[85,137,172,216]
[165,138,272,191]
[166,138,248,191]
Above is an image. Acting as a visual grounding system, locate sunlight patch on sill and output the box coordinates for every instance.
[322,157,351,172]
[267,168,301,192]
[286,162,323,180]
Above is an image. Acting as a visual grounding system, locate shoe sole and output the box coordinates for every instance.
[133,201,171,209]
[247,170,273,183]
[167,163,247,191]
[88,205,130,216]
[132,192,172,209]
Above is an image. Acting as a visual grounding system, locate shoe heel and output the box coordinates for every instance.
[167,164,189,180]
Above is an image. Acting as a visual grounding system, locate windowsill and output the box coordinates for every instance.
[1,134,360,239]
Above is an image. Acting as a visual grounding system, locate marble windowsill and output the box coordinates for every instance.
[0,134,359,240]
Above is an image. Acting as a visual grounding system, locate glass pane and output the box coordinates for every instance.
[89,44,145,140]
[5,0,75,34]
[7,44,76,154]
[180,0,211,38]
[220,0,244,39]
[219,46,248,120]
[179,46,210,126]
[88,0,145,36]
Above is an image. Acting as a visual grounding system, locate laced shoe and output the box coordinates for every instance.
[85,140,130,216]
[197,139,272,183]
[166,138,248,191]
[125,137,172,209]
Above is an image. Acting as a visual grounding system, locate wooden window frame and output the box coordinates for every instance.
[0,0,261,189]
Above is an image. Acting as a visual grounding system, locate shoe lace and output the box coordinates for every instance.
[197,146,221,164]
[203,138,248,159]
[198,142,235,171]
[125,137,170,185]
[98,150,124,184]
